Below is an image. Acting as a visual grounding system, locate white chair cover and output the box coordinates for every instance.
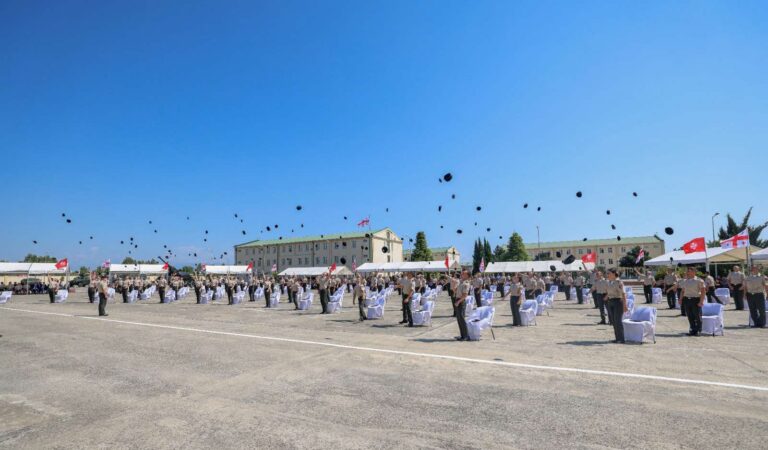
[622,307,656,343]
[651,287,663,304]
[702,303,724,336]
[54,289,68,303]
[714,288,731,306]
[0,291,11,304]
[412,300,435,326]
[467,306,495,340]
[268,291,280,308]
[127,290,138,303]
[298,292,314,310]
[520,300,537,326]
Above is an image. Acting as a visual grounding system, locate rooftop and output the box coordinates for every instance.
[235,228,397,248]
[403,246,454,255]
[524,235,663,249]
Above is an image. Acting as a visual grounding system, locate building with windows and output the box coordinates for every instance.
[234,228,403,274]
[524,236,666,269]
[403,246,461,265]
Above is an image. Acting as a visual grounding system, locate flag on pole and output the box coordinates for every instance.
[720,230,749,249]
[444,255,450,269]
[246,262,253,272]
[202,264,207,271]
[162,262,169,271]
[352,256,357,272]
[271,263,277,273]
[356,217,370,227]
[681,237,706,254]
[329,263,337,274]
[479,257,485,273]
[635,248,646,265]
[55,258,68,270]
[581,253,596,264]
[102,259,111,269]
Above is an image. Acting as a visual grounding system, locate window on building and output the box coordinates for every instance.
[334,256,339,263]
[608,248,613,254]
[305,244,309,251]
[323,243,328,250]
[600,259,605,265]
[608,258,614,265]
[352,240,356,248]
[587,249,592,254]
[287,258,292,265]
[288,246,292,252]
[334,243,339,249]
[281,258,285,265]
[599,248,605,254]
[258,258,262,266]
[322,256,327,264]
[566,249,571,255]
[620,247,626,253]
[578,249,583,255]
[315,257,320,264]
[387,255,391,262]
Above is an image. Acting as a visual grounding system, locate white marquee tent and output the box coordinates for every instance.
[109,264,168,275]
[0,262,69,276]
[202,265,252,275]
[484,260,594,273]
[278,266,353,276]
[644,246,762,266]
[355,260,461,273]
[751,248,768,261]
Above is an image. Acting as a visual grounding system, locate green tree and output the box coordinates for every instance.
[506,233,530,261]
[472,239,482,273]
[23,254,57,263]
[619,246,650,267]
[180,265,195,273]
[78,266,90,277]
[483,238,492,265]
[493,245,506,261]
[122,257,136,264]
[709,207,768,248]
[410,231,433,261]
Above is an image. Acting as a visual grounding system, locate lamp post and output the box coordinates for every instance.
[711,212,720,244]
[536,225,541,259]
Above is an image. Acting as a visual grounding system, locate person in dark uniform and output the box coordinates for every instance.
[264,278,273,308]
[354,277,366,321]
[574,273,585,304]
[605,269,627,343]
[157,276,167,303]
[704,271,719,304]
[745,266,767,328]
[87,274,96,303]
[664,269,678,310]
[290,278,300,310]
[728,265,746,310]
[194,276,202,304]
[47,277,58,303]
[506,275,523,326]
[454,271,471,340]
[472,274,483,308]
[523,274,536,300]
[317,274,329,313]
[590,271,609,325]
[97,275,109,317]
[120,278,129,303]
[225,277,235,305]
[399,272,414,327]
[679,266,705,336]
[635,268,655,304]
[449,274,459,318]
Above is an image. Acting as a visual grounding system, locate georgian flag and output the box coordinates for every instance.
[479,257,485,273]
[329,263,337,274]
[55,258,68,270]
[444,255,450,269]
[271,263,277,273]
[635,248,645,264]
[721,230,749,249]
[357,217,370,227]
[102,259,111,269]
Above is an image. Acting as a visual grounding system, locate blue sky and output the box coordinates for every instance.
[1,0,766,267]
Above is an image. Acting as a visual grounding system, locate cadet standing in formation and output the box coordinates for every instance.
[728,265,745,310]
[663,269,679,310]
[604,269,626,343]
[454,271,470,340]
[47,277,58,303]
[679,266,705,336]
[590,270,609,325]
[704,271,718,304]
[399,272,414,327]
[194,276,203,304]
[574,272,585,304]
[318,274,328,314]
[449,273,459,317]
[157,276,167,303]
[507,275,523,326]
[635,268,655,304]
[354,277,366,321]
[97,275,109,317]
[472,274,483,307]
[745,266,767,328]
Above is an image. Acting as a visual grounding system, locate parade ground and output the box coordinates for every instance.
[2,290,767,449]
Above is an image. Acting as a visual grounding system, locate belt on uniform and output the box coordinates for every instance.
[607,297,621,301]
[683,297,699,301]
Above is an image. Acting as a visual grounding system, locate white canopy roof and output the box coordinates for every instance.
[109,264,168,275]
[0,262,68,275]
[355,260,461,273]
[484,260,594,273]
[752,248,768,261]
[645,246,762,266]
[278,266,353,276]
[202,265,252,275]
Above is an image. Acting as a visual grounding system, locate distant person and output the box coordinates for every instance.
[728,265,745,310]
[745,266,767,328]
[704,271,719,304]
[679,267,705,336]
[506,275,523,326]
[605,269,627,343]
[590,271,609,325]
[454,271,471,340]
[664,269,679,310]
[97,275,109,317]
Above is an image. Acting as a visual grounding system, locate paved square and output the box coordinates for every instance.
[1,289,767,448]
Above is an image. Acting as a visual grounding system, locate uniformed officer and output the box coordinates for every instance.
[97,275,109,317]
[704,271,719,304]
[120,278,129,303]
[744,266,767,328]
[47,277,58,303]
[225,277,235,305]
[728,265,746,310]
[264,278,273,308]
[679,266,705,336]
[399,272,414,326]
[318,274,329,313]
[574,272,585,304]
[635,268,655,304]
[472,274,483,307]
[449,273,460,317]
[157,276,167,303]
[290,278,301,310]
[194,276,202,304]
[523,274,536,300]
[535,275,545,298]
[663,269,679,310]
[87,274,96,303]
[354,277,367,321]
[454,271,470,340]
[564,273,574,301]
[506,275,523,326]
[590,271,609,325]
[604,269,627,343]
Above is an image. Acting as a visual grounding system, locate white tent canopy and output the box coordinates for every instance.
[645,246,762,266]
[0,262,68,276]
[484,260,594,273]
[202,265,252,275]
[355,260,461,273]
[278,266,353,276]
[752,248,768,261]
[109,264,168,275]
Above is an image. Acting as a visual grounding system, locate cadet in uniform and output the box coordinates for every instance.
[604,268,627,343]
[454,271,470,340]
[590,271,609,325]
[194,276,202,304]
[635,268,655,304]
[745,266,767,328]
[87,274,96,303]
[663,269,679,310]
[449,274,459,317]
[399,273,414,326]
[535,275,545,298]
[318,274,329,314]
[354,277,366,321]
[728,265,746,310]
[507,275,523,326]
[472,274,483,307]
[47,277,58,303]
[291,278,301,310]
[679,266,705,336]
[523,274,536,300]
[704,271,719,304]
[97,275,109,317]
[564,273,573,301]
[157,276,167,303]
[264,278,273,308]
[574,273,585,304]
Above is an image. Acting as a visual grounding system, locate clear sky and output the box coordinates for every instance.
[1,0,766,267]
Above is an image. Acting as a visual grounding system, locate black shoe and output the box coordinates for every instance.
[100,314,108,317]
[399,320,407,324]
[454,336,463,341]
[597,321,607,325]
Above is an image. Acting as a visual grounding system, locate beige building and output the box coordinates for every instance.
[525,235,666,269]
[403,246,461,265]
[235,227,403,274]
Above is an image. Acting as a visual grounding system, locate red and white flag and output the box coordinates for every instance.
[479,257,485,273]
[102,259,111,269]
[352,257,357,272]
[162,262,169,271]
[357,217,370,227]
[720,230,749,249]
[246,262,253,272]
[271,263,277,273]
[329,263,337,274]
[581,253,596,264]
[444,255,450,269]
[55,258,68,270]
[635,248,646,264]
[202,264,207,271]
[682,237,706,254]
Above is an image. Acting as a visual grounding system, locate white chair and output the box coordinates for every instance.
[255,287,264,299]
[714,288,732,306]
[126,290,138,303]
[481,290,494,307]
[0,291,11,304]
[298,292,314,310]
[54,289,68,303]
[327,291,343,313]
[214,286,225,301]
[651,287,663,304]
[463,296,476,317]
[489,285,497,293]
[107,288,116,301]
[409,293,422,311]
[702,303,724,336]
[467,306,495,340]
[233,290,245,304]
[623,297,635,320]
[520,300,538,326]
[544,291,555,309]
[140,288,153,301]
[413,300,435,326]
[622,307,657,343]
[366,297,386,319]
[268,291,280,308]
[569,287,577,301]
[163,289,176,303]
[549,285,559,293]
[535,294,548,316]
[201,290,213,304]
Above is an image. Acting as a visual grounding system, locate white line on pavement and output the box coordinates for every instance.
[3,306,768,393]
